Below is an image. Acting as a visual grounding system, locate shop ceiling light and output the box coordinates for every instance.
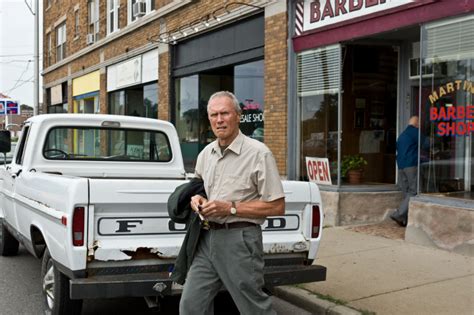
[191,21,200,32]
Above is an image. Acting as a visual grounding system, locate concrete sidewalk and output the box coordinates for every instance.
[274,226,474,315]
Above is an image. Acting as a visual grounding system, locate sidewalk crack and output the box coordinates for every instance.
[349,273,474,302]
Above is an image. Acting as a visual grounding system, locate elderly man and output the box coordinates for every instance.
[391,115,420,227]
[179,91,285,315]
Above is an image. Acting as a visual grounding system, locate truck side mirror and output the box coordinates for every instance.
[0,130,11,153]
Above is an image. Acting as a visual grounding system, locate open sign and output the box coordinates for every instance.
[305,157,332,185]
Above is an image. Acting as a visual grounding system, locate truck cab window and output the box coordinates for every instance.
[43,127,172,162]
[15,126,30,165]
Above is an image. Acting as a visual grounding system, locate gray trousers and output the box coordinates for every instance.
[179,225,275,315]
[395,166,417,220]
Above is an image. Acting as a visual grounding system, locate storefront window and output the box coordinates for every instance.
[175,75,199,172]
[143,83,158,118]
[235,60,265,142]
[109,90,125,115]
[73,92,99,114]
[174,60,264,172]
[47,104,68,113]
[298,45,340,183]
[419,15,473,199]
[109,82,158,118]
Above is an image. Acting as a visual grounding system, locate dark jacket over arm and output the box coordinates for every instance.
[167,178,206,285]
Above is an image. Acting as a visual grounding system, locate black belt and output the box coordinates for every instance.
[204,221,257,230]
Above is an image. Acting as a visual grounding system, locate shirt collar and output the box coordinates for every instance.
[211,130,244,156]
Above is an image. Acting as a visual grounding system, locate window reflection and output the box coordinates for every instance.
[419,16,473,199]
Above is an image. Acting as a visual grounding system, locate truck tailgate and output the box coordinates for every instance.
[88,179,187,261]
[88,179,322,263]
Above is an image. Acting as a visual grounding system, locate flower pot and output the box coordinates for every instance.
[347,169,363,184]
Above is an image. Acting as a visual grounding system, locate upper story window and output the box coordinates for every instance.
[128,0,155,24]
[56,23,67,62]
[74,9,80,38]
[88,0,100,41]
[46,32,52,66]
[107,0,120,34]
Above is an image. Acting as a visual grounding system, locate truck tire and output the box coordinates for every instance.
[0,219,19,256]
[41,248,83,315]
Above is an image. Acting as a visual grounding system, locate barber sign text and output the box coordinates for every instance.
[303,0,414,32]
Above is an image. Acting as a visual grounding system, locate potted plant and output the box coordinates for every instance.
[341,155,368,184]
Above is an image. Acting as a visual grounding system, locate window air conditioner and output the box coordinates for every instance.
[86,33,95,45]
[132,1,146,18]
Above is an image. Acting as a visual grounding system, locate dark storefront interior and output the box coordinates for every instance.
[341,44,398,184]
[172,14,264,172]
[298,26,420,186]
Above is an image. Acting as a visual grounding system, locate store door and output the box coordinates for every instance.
[341,44,398,184]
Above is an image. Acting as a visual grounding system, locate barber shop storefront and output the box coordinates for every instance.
[292,0,473,255]
[171,14,265,172]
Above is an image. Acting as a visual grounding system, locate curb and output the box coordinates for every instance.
[273,286,361,315]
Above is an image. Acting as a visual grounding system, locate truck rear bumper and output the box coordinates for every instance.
[69,265,326,300]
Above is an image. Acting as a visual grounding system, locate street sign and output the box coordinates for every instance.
[6,101,19,114]
[0,99,19,115]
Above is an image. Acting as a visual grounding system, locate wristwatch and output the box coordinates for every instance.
[230,201,237,215]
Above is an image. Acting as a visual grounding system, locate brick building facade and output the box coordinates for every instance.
[42,0,288,175]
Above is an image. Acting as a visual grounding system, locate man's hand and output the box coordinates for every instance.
[190,195,208,213]
[200,200,232,217]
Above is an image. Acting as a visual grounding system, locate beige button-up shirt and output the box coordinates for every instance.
[195,131,285,225]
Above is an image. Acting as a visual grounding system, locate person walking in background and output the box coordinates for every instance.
[391,116,420,227]
[179,91,285,315]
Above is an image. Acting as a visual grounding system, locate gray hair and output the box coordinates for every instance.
[207,91,241,114]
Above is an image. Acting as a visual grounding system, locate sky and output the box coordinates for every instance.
[0,0,42,106]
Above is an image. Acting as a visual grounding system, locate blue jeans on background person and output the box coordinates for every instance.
[391,166,417,226]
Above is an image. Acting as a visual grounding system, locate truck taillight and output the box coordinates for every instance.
[312,205,321,238]
[72,207,85,246]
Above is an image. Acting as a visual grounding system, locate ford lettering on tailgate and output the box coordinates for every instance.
[97,214,300,235]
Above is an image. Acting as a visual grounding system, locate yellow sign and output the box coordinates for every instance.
[72,71,100,97]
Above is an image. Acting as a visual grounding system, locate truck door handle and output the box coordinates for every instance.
[12,169,22,178]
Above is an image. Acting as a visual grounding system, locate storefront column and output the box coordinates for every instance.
[158,44,169,121]
[67,80,72,113]
[264,1,288,176]
[100,68,107,114]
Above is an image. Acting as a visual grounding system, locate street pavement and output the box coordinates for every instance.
[275,223,474,315]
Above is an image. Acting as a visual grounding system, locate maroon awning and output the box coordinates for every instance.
[293,0,474,52]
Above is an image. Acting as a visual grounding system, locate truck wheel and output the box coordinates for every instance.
[0,219,19,256]
[41,248,83,315]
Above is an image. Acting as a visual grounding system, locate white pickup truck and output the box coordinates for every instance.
[0,114,326,314]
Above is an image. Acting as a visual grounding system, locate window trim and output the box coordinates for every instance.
[46,32,52,66]
[107,0,120,35]
[88,0,100,40]
[56,23,67,62]
[74,9,80,39]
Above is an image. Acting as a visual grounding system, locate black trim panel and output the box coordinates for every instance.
[69,264,327,299]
